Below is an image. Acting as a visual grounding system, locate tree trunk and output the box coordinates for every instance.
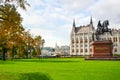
[2,47,6,61]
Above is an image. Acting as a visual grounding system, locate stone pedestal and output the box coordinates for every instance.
[91,40,113,58]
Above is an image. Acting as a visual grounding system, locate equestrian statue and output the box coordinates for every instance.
[93,20,112,40]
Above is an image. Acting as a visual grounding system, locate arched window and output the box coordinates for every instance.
[85,49,88,52]
[76,49,79,53]
[85,39,87,43]
[85,44,87,47]
[72,45,74,47]
[72,39,74,43]
[114,48,117,52]
[116,37,117,42]
[80,39,83,43]
[113,37,116,42]
[76,38,79,43]
[76,45,78,47]
[81,49,83,52]
[72,49,74,52]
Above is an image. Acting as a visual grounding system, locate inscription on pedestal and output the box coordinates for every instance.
[92,40,113,58]
[95,47,108,50]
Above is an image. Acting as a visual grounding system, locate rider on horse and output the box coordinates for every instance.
[95,20,112,41]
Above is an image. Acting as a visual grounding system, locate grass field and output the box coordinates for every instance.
[0,58,120,80]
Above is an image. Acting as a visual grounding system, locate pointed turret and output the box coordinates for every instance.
[73,19,76,27]
[90,16,93,25]
[90,16,94,30]
[72,19,76,33]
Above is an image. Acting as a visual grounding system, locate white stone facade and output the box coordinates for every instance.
[70,19,120,56]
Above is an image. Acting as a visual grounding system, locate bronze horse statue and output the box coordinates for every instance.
[95,20,112,40]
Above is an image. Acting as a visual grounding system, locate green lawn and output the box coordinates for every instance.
[0,58,120,80]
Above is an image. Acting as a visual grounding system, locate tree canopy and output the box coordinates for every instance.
[0,0,30,10]
[0,2,44,60]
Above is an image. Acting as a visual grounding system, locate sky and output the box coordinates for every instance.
[18,0,120,47]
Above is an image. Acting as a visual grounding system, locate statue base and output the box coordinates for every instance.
[91,40,113,58]
[85,40,120,60]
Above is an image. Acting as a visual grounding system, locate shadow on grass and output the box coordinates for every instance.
[19,72,52,80]
[0,72,52,80]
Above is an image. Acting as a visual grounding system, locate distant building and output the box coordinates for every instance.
[41,45,70,57]
[53,43,70,56]
[70,17,120,56]
[41,47,55,56]
[61,46,70,56]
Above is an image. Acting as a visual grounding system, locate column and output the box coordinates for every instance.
[78,35,81,55]
[88,33,90,55]
[117,33,120,54]
[74,34,76,55]
[83,33,85,56]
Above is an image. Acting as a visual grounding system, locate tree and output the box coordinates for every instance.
[0,0,30,10]
[21,30,33,58]
[0,4,24,60]
[33,36,45,56]
[0,1,45,60]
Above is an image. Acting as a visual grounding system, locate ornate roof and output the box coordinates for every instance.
[71,17,94,34]
[73,24,93,34]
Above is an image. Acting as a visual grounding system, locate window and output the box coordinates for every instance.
[80,39,83,43]
[76,49,79,53]
[72,39,74,43]
[85,44,87,47]
[72,49,74,52]
[76,40,79,43]
[85,49,88,52]
[81,49,83,52]
[90,49,92,52]
[113,37,116,42]
[114,48,117,52]
[85,39,87,43]
[76,45,78,47]
[89,39,92,43]
[72,45,74,47]
[81,45,83,47]
[116,37,117,42]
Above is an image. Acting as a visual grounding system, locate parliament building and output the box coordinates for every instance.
[70,18,120,56]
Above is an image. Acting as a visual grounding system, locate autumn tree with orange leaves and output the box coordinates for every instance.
[0,2,44,61]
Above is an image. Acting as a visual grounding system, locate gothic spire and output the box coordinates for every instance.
[73,19,76,27]
[90,16,93,25]
[90,16,94,30]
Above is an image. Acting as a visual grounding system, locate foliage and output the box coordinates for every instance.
[0,3,44,60]
[0,0,30,10]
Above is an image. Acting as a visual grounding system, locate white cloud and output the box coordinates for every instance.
[29,27,70,47]
[60,0,95,10]
[29,28,55,47]
[17,0,120,47]
[88,0,120,26]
